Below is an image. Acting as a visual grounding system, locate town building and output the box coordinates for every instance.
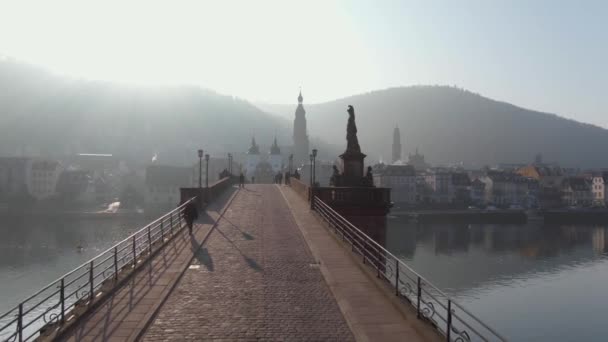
[26,160,62,200]
[470,178,486,205]
[451,172,472,205]
[516,165,564,209]
[373,163,416,204]
[588,173,605,206]
[424,168,453,203]
[479,171,536,207]
[243,137,284,183]
[561,177,593,207]
[408,147,430,171]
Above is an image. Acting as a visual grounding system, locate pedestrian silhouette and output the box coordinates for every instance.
[183,201,199,234]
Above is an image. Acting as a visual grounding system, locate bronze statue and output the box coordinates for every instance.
[330,165,342,186]
[346,105,361,153]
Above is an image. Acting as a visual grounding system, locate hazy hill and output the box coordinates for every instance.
[0,59,301,165]
[258,86,608,168]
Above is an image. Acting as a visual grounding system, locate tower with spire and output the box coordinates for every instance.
[270,136,282,173]
[293,89,310,167]
[392,124,402,163]
[245,136,260,178]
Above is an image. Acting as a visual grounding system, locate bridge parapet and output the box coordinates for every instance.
[180,176,235,209]
[311,196,507,342]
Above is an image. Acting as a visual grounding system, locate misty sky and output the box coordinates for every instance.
[0,0,606,127]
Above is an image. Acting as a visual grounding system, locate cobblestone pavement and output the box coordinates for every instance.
[59,187,237,342]
[144,185,355,341]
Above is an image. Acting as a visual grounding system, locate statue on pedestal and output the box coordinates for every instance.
[346,105,361,153]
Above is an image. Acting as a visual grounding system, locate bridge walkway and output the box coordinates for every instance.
[59,184,439,341]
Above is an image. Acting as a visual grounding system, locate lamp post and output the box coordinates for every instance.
[309,154,314,186]
[205,154,210,188]
[228,153,232,175]
[312,149,318,187]
[198,149,203,189]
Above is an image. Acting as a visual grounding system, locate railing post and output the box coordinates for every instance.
[160,220,164,242]
[18,303,23,342]
[60,278,65,322]
[170,214,174,235]
[377,249,381,278]
[447,300,452,341]
[114,247,118,280]
[132,236,137,267]
[147,225,152,254]
[310,189,315,210]
[89,261,94,301]
[395,260,399,296]
[417,277,422,318]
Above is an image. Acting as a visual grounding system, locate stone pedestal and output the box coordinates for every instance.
[339,150,366,186]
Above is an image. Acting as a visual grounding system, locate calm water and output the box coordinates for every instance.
[386,217,608,341]
[0,214,152,316]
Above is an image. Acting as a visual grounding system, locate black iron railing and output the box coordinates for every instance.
[312,196,507,342]
[0,198,195,342]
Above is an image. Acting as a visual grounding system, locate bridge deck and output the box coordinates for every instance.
[59,184,439,341]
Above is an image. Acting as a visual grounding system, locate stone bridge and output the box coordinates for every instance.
[45,184,440,342]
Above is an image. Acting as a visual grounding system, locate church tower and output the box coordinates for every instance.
[392,124,402,163]
[293,90,310,166]
[245,136,260,179]
[270,136,282,173]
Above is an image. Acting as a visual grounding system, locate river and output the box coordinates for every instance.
[0,214,153,318]
[386,216,608,341]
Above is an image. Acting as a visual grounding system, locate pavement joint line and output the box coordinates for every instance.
[133,186,241,341]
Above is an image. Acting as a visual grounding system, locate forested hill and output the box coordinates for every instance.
[258,86,608,168]
[0,59,295,165]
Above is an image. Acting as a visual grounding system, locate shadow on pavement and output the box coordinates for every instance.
[194,247,214,271]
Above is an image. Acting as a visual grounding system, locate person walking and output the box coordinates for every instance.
[239,172,245,188]
[183,201,199,234]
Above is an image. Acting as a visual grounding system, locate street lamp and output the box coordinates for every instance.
[309,153,314,186]
[198,149,203,188]
[205,154,210,188]
[312,149,318,186]
[228,153,232,175]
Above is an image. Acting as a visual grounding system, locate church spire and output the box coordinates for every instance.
[248,136,260,154]
[392,124,402,163]
[271,136,281,155]
[293,88,309,164]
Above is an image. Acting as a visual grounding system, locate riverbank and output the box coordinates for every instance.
[391,208,608,224]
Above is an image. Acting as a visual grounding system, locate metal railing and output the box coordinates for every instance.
[0,198,195,342]
[312,197,507,342]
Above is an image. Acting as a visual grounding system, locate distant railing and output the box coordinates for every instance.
[313,186,391,207]
[0,198,196,342]
[312,196,507,342]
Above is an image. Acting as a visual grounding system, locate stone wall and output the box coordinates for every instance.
[290,178,310,201]
[180,176,235,209]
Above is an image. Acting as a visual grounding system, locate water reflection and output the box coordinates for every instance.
[0,214,152,313]
[386,217,608,341]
